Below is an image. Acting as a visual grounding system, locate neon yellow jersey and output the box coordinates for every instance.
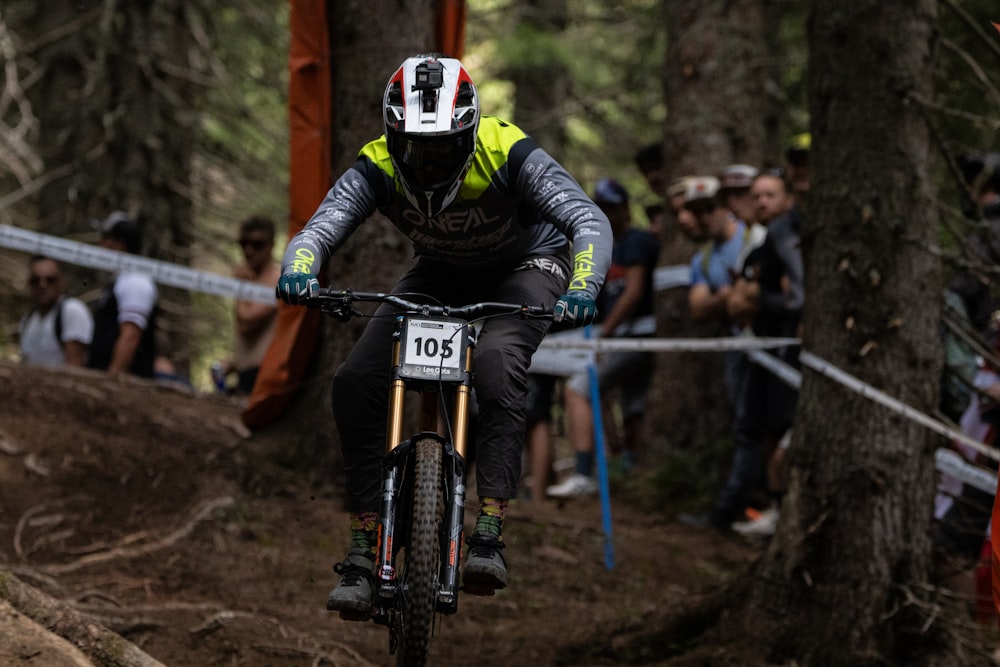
[282,116,613,300]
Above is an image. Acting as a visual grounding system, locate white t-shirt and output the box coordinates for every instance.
[19,297,95,367]
[113,272,158,329]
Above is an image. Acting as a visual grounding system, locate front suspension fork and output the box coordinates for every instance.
[437,450,465,614]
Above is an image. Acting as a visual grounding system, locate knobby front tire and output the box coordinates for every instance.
[396,438,444,667]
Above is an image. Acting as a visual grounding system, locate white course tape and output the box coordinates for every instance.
[6,225,997,484]
[529,331,801,376]
[935,447,997,494]
[653,264,691,291]
[741,345,1000,470]
[798,350,1000,464]
[536,335,802,353]
[0,224,275,304]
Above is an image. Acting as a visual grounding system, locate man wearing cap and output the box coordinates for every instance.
[666,176,706,243]
[719,165,761,228]
[548,178,661,497]
[87,211,159,378]
[685,176,746,324]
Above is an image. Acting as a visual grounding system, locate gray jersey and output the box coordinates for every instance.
[281,116,612,301]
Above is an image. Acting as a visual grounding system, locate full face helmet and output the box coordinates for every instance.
[383,55,479,217]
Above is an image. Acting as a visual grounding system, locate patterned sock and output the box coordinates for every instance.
[474,497,507,540]
[349,511,379,558]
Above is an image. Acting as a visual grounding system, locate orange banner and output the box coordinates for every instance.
[242,0,330,430]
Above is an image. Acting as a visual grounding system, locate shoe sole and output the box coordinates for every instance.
[462,569,507,596]
[326,598,372,620]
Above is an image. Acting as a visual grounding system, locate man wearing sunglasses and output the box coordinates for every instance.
[228,215,281,394]
[18,255,94,368]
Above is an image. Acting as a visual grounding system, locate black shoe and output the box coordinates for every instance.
[462,533,507,595]
[326,551,375,620]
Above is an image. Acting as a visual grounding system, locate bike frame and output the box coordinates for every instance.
[303,289,548,665]
[374,312,476,620]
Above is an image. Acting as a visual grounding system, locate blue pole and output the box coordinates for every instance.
[585,325,614,570]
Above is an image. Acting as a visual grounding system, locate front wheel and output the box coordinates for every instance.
[395,437,444,667]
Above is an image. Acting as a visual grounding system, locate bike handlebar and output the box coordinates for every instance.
[302,288,552,321]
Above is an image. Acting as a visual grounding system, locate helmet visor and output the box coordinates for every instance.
[393,129,475,190]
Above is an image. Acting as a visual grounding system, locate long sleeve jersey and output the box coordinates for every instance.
[281,116,613,302]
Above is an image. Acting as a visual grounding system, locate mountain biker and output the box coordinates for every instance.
[275,54,613,618]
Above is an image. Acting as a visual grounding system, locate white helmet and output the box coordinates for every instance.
[383,54,479,217]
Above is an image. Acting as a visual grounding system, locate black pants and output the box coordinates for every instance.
[332,257,567,513]
[712,348,799,526]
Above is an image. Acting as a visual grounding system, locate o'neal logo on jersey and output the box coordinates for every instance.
[401,206,501,234]
[291,248,316,274]
[569,244,596,291]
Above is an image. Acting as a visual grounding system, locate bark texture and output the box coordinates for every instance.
[736,2,980,665]
[270,0,434,472]
[651,0,770,454]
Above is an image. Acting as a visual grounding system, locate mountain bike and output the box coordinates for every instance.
[304,288,550,667]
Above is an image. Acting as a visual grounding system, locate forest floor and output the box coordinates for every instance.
[0,359,995,667]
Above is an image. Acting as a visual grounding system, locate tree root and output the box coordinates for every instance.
[0,570,166,667]
[35,496,234,575]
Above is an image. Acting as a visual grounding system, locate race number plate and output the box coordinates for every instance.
[398,316,468,382]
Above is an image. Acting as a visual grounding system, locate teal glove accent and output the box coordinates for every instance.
[276,272,319,305]
[553,292,598,326]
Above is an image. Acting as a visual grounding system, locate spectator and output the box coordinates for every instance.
[718,163,768,281]
[644,202,666,237]
[634,142,667,197]
[933,152,1000,609]
[18,255,93,368]
[230,215,281,394]
[547,178,660,497]
[722,170,804,537]
[87,211,159,379]
[685,176,744,324]
[523,372,560,503]
[719,165,761,226]
[683,176,761,404]
[667,176,707,243]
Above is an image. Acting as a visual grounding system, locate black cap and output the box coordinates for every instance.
[593,178,629,206]
[94,211,142,253]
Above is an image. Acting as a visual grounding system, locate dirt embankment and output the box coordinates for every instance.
[0,360,765,666]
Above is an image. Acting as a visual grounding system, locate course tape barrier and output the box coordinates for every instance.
[4,226,995,488]
[537,333,1000,488]
[0,224,275,304]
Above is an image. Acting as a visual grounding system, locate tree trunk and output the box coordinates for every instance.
[736,2,978,664]
[510,0,569,159]
[272,0,434,474]
[19,0,201,370]
[650,0,769,457]
[663,0,768,205]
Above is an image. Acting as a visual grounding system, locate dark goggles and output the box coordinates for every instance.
[396,130,473,171]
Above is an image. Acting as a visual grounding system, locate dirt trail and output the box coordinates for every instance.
[0,360,765,666]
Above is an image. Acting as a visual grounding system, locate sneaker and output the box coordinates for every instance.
[462,533,507,595]
[731,506,779,538]
[546,473,598,498]
[326,550,375,619]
